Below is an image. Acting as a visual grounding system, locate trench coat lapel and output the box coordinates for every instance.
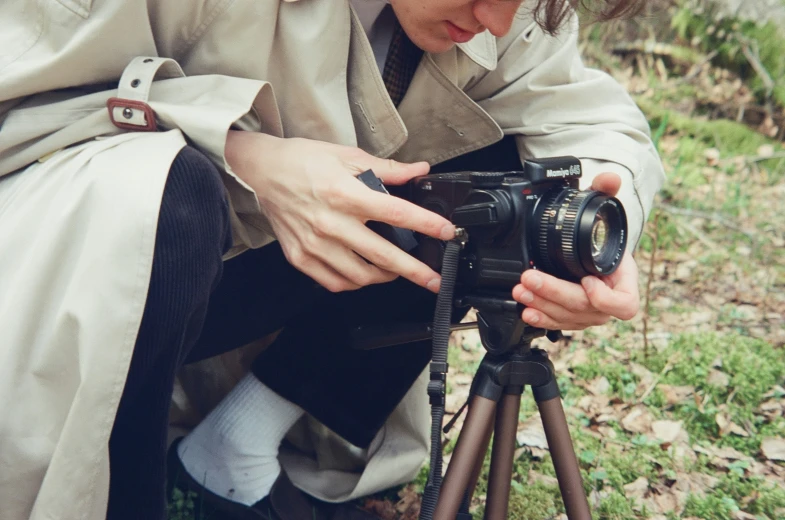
[347,12,503,165]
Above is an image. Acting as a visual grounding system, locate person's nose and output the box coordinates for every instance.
[473,1,521,37]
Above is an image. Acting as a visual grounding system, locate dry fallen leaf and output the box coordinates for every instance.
[716,412,750,437]
[707,369,730,388]
[597,425,618,439]
[704,148,721,165]
[621,405,654,434]
[674,473,719,496]
[649,482,688,515]
[528,470,558,487]
[659,384,695,405]
[652,420,684,444]
[568,348,589,369]
[759,399,784,421]
[623,476,649,501]
[362,499,397,520]
[672,443,698,469]
[757,144,775,158]
[516,414,549,450]
[587,376,611,396]
[761,438,785,461]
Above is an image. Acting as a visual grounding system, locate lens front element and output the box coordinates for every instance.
[534,188,627,281]
[591,216,608,257]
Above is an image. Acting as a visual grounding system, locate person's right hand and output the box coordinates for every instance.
[225,131,455,293]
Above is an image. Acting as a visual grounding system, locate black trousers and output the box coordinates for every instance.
[106,138,523,519]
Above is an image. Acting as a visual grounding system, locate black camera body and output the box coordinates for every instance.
[396,156,627,297]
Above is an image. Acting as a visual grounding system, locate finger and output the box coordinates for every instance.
[346,154,431,185]
[342,184,455,241]
[309,238,399,288]
[520,306,610,331]
[582,276,639,320]
[341,221,444,293]
[519,270,592,314]
[581,253,639,319]
[288,250,362,293]
[512,284,610,328]
[589,172,622,196]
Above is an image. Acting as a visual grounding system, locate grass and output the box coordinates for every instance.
[396,328,785,520]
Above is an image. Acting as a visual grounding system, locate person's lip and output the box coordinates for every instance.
[445,21,478,44]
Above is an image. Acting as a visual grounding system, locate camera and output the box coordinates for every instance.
[395,156,628,295]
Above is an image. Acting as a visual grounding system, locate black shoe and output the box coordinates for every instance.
[166,438,382,520]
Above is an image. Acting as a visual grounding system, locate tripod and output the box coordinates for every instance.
[432,297,591,520]
[350,296,592,519]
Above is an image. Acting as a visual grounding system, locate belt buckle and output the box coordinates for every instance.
[106,97,157,132]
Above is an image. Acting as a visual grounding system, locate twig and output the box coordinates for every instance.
[642,210,661,359]
[671,217,720,251]
[747,152,785,163]
[739,37,775,98]
[660,203,755,240]
[682,49,719,82]
[637,353,679,405]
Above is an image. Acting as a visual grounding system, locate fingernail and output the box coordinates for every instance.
[519,290,534,304]
[581,277,596,292]
[427,278,441,292]
[526,273,543,290]
[524,311,540,325]
[440,224,455,241]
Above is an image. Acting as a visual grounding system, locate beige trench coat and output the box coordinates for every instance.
[0,1,665,518]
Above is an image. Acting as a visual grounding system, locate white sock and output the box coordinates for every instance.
[177,374,304,505]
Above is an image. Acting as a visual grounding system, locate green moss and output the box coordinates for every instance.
[683,493,741,520]
[595,490,640,520]
[505,480,563,519]
[640,98,774,157]
[634,332,785,451]
[754,485,785,519]
[571,351,641,401]
[412,464,430,493]
[682,474,785,520]
[166,488,197,520]
[671,6,785,106]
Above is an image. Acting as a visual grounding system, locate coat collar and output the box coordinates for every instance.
[288,0,499,71]
[455,31,498,71]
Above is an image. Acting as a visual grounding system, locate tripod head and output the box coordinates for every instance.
[457,293,563,356]
[350,292,563,356]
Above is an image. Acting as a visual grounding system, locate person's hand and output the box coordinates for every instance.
[225,131,455,293]
[511,172,640,330]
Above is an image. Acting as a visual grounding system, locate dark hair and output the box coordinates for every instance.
[534,0,644,33]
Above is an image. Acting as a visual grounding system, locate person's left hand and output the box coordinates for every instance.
[511,172,640,330]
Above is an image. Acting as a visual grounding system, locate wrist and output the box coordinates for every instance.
[225,131,280,187]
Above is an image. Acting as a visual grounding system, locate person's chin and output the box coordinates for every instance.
[416,33,456,54]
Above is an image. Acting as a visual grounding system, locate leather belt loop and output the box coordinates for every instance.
[107,56,186,132]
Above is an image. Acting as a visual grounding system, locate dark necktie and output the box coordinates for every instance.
[382,17,424,107]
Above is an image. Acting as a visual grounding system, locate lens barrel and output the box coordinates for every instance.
[533,188,627,281]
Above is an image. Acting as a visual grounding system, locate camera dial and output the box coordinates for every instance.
[469,171,506,189]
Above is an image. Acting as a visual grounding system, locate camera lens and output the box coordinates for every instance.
[533,188,627,281]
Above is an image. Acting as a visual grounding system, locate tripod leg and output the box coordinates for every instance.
[538,395,591,520]
[484,392,522,520]
[464,419,494,507]
[435,396,497,520]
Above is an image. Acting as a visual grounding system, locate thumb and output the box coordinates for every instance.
[590,172,622,197]
[365,158,431,185]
